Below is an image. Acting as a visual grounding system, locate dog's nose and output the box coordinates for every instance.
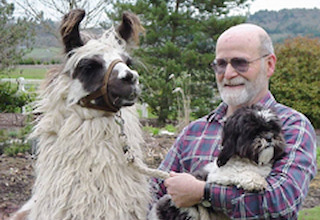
[265,133,273,142]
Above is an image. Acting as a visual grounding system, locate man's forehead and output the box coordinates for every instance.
[216,29,261,56]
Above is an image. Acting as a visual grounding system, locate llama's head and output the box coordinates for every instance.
[60,9,144,112]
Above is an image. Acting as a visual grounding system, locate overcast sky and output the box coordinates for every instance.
[8,0,320,21]
[249,0,320,14]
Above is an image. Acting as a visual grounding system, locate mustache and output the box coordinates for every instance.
[222,77,247,86]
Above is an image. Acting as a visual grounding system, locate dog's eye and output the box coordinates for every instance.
[265,133,273,142]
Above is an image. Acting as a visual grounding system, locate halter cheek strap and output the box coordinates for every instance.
[78,59,123,112]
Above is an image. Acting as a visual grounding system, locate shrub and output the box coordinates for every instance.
[0,82,36,113]
[3,143,31,156]
[0,123,33,156]
[271,37,320,128]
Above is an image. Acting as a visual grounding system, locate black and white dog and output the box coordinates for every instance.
[149,105,285,220]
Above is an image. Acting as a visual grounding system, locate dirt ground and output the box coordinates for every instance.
[0,131,319,219]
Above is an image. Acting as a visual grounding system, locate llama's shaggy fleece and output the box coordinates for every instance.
[28,76,149,220]
[10,10,151,220]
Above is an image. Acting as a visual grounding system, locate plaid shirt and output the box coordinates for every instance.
[151,91,317,219]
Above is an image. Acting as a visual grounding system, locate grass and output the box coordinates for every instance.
[4,67,47,79]
[298,147,320,219]
[299,206,320,220]
[24,47,61,61]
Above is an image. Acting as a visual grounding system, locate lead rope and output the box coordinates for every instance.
[115,111,170,180]
[115,112,211,220]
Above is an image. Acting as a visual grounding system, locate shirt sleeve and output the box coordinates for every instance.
[209,112,318,219]
[150,126,187,202]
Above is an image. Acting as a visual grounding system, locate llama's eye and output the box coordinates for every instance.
[126,58,133,68]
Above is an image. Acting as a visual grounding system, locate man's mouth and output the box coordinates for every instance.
[224,83,245,88]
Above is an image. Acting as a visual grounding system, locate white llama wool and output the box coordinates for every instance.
[10,9,152,220]
[30,76,149,220]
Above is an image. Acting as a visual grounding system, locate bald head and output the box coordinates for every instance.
[216,24,274,57]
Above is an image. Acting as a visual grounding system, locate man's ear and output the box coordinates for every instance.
[266,54,277,78]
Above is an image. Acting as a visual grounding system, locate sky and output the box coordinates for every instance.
[8,0,320,21]
[249,0,320,14]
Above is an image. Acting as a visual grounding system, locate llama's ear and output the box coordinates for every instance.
[60,9,85,54]
[117,11,145,44]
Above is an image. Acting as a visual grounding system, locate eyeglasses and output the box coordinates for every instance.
[211,54,270,75]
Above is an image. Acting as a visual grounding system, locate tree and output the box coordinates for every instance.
[0,0,34,75]
[13,0,109,39]
[271,36,320,128]
[107,0,249,124]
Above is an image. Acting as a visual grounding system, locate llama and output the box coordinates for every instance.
[10,9,156,220]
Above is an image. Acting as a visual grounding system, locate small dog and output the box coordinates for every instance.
[149,105,285,220]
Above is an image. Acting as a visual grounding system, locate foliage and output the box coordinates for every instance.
[143,126,160,136]
[248,8,320,43]
[0,123,33,156]
[0,0,34,76]
[143,124,177,136]
[0,82,36,113]
[3,143,31,156]
[164,124,176,133]
[271,36,320,128]
[107,0,249,124]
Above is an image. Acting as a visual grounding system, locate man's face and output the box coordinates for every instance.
[215,33,269,107]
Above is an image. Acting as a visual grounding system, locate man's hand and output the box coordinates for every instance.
[164,171,206,207]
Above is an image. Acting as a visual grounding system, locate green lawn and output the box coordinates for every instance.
[24,47,61,61]
[5,67,47,79]
[299,206,320,220]
[299,147,320,219]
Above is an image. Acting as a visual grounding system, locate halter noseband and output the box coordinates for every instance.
[78,59,123,113]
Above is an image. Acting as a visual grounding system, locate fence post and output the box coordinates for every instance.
[17,77,26,92]
[141,102,148,118]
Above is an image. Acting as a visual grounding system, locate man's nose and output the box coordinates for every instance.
[223,63,239,79]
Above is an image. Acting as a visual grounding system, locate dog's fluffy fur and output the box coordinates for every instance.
[150,105,285,220]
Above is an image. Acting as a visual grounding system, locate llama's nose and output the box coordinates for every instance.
[123,70,138,84]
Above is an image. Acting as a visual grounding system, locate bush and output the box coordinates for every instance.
[3,143,31,156]
[271,36,320,128]
[0,82,36,113]
[0,123,33,156]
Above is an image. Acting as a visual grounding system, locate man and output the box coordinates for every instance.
[151,24,317,219]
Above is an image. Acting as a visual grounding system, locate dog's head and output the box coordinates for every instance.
[217,105,285,167]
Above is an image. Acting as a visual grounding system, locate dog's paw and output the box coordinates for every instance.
[238,171,268,191]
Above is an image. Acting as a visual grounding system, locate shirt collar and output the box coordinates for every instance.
[207,102,228,123]
[207,91,277,123]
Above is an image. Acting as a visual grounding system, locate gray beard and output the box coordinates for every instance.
[217,71,267,107]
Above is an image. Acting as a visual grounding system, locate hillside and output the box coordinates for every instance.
[247,8,320,43]
[27,8,320,60]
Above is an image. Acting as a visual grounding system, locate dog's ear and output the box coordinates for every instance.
[273,135,286,161]
[217,126,237,167]
[60,9,85,54]
[217,148,234,167]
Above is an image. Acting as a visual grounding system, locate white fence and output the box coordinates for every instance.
[0,77,43,92]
